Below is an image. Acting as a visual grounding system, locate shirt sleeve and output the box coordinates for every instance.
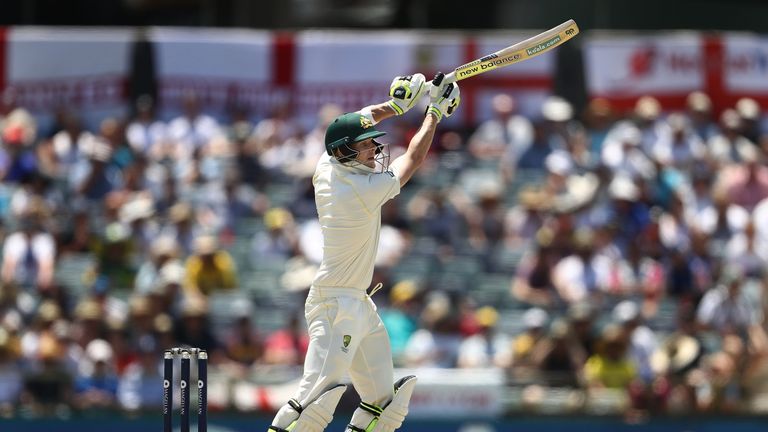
[357,170,401,211]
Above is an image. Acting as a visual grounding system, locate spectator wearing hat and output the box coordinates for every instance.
[516,96,573,171]
[117,334,165,412]
[404,291,462,368]
[734,97,763,145]
[584,324,637,390]
[48,109,92,179]
[126,95,169,157]
[552,228,610,305]
[651,113,707,174]
[73,339,119,410]
[252,207,298,264]
[222,298,264,368]
[167,90,222,158]
[174,295,219,357]
[504,187,552,248]
[69,136,123,203]
[380,280,422,366]
[707,109,755,168]
[0,326,23,415]
[511,228,561,308]
[457,306,512,369]
[72,299,106,349]
[613,301,658,385]
[161,202,198,257]
[262,312,309,367]
[582,97,616,155]
[601,125,655,180]
[134,235,183,296]
[509,307,550,371]
[724,220,767,280]
[22,331,73,416]
[685,91,717,142]
[93,221,137,290]
[0,108,38,184]
[526,318,587,387]
[184,234,237,297]
[469,94,534,171]
[696,266,768,352]
[633,95,664,155]
[714,143,768,212]
[692,188,749,250]
[1,198,56,293]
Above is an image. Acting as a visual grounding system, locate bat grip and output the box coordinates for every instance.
[426,71,456,92]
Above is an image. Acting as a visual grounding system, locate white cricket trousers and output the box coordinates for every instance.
[294,286,394,409]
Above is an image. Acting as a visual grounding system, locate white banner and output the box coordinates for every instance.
[584,33,704,96]
[5,27,133,131]
[724,34,768,93]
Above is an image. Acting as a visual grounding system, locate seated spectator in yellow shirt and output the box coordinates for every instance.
[185,235,238,296]
[584,324,637,389]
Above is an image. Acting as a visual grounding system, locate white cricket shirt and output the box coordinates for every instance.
[311,153,401,290]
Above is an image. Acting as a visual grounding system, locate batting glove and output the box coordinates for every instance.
[387,73,427,115]
[426,73,460,122]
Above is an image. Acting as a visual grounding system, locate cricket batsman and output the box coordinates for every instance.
[267,72,460,432]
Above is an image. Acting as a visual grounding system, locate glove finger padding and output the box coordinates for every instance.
[388,73,427,115]
[426,82,460,122]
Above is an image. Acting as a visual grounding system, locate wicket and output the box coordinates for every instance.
[164,347,208,432]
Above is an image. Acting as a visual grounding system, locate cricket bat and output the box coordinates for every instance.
[434,19,579,86]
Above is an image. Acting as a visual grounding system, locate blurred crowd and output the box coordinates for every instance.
[0,87,768,419]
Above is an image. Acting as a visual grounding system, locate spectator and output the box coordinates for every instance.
[1,198,56,294]
[73,339,119,411]
[380,280,421,366]
[527,318,586,387]
[118,334,164,412]
[696,266,768,352]
[404,291,462,368]
[252,207,298,264]
[685,91,717,142]
[715,144,768,212]
[223,298,264,367]
[470,94,533,173]
[0,109,38,183]
[262,313,308,366]
[457,306,512,369]
[184,235,238,297]
[22,332,73,416]
[167,90,222,158]
[125,95,168,157]
[510,307,549,371]
[707,109,754,168]
[551,228,606,304]
[510,229,561,308]
[612,300,658,385]
[174,296,219,358]
[134,235,183,296]
[0,327,23,415]
[584,324,637,390]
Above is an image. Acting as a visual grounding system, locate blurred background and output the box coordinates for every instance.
[1,1,768,431]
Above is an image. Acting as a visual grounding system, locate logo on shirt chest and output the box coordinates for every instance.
[341,334,352,353]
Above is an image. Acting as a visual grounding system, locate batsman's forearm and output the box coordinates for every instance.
[391,113,438,186]
[361,102,397,124]
[408,113,438,162]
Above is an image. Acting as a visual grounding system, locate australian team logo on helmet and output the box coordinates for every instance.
[325,112,390,172]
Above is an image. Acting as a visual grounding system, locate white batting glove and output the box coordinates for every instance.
[387,73,427,115]
[426,73,460,122]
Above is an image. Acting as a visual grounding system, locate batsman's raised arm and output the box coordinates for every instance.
[390,72,461,186]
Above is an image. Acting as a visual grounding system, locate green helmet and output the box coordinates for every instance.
[325,112,386,157]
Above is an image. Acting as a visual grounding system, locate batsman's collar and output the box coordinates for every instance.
[325,112,386,156]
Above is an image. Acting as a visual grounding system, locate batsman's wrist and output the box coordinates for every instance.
[387,100,405,115]
[426,106,442,122]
